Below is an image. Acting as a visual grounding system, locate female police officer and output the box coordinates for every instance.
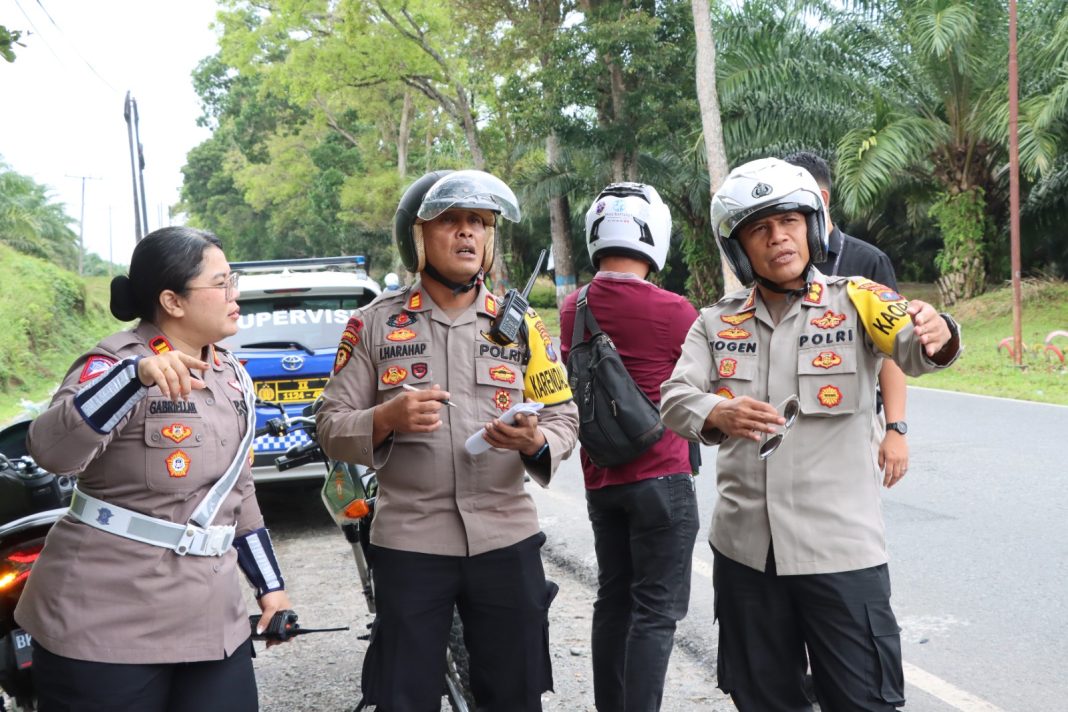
[317,170,578,711]
[16,227,292,712]
[661,158,962,712]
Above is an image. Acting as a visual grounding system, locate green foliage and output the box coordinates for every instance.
[177,0,1068,295]
[0,159,79,269]
[908,279,1068,405]
[0,25,23,63]
[0,245,119,411]
[929,188,987,276]
[527,277,557,310]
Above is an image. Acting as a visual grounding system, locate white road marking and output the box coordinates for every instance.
[902,661,1008,712]
[535,485,1009,712]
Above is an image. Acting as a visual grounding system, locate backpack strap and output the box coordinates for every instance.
[572,283,604,346]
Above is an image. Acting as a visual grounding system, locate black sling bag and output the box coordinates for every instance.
[566,284,665,468]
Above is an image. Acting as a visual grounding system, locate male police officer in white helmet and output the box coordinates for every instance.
[317,170,579,711]
[559,183,700,711]
[661,158,962,711]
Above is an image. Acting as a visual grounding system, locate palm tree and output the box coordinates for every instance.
[834,0,1068,303]
[0,161,79,269]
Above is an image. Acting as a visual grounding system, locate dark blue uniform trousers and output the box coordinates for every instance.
[712,545,906,712]
[362,532,554,712]
[32,638,257,712]
[587,473,699,712]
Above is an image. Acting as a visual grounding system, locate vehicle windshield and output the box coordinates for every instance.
[222,295,372,351]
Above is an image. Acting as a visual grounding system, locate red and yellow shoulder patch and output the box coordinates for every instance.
[804,282,824,305]
[333,316,363,375]
[149,336,172,355]
[406,291,423,310]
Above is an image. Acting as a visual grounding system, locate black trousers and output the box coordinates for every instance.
[712,546,905,712]
[32,638,257,712]
[587,473,699,712]
[362,532,554,712]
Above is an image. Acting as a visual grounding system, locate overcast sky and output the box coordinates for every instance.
[2,0,221,265]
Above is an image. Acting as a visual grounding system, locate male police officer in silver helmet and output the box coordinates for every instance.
[317,169,578,711]
[661,157,962,712]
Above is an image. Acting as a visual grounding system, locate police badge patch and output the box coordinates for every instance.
[79,355,117,383]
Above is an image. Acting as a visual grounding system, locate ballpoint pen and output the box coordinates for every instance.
[402,383,457,407]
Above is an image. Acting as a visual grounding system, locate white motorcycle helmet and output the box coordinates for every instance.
[585,183,671,271]
[710,157,828,286]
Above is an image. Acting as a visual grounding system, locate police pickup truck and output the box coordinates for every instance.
[220,256,381,482]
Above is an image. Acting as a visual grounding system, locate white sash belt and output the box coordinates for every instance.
[68,487,235,557]
[65,351,257,557]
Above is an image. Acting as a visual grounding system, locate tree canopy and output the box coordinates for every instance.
[178,0,1068,305]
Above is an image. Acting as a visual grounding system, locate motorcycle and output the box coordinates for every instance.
[257,401,475,712]
[0,420,74,712]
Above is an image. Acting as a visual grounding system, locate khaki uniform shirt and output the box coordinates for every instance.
[317,279,578,557]
[16,322,263,664]
[661,272,961,575]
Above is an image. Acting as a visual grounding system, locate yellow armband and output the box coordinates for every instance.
[847,278,910,356]
[522,309,573,405]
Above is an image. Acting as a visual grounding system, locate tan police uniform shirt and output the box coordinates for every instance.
[661,271,961,576]
[317,279,579,557]
[15,322,263,664]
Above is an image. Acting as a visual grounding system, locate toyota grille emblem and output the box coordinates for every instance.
[281,355,305,372]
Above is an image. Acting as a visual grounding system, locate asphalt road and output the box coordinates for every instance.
[531,386,1068,712]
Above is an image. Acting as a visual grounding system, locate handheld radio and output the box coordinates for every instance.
[488,249,547,346]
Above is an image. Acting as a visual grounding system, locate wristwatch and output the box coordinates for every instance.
[886,421,908,435]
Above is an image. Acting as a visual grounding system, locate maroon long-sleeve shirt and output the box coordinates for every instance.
[560,272,698,490]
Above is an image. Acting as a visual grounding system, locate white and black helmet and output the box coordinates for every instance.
[710,157,828,285]
[585,183,671,271]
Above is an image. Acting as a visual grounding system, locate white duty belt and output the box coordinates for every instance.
[66,352,257,557]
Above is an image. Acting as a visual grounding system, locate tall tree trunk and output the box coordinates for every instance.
[691,0,742,301]
[546,133,577,306]
[397,91,413,178]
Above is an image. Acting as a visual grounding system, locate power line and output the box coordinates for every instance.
[11,0,63,64]
[12,0,119,93]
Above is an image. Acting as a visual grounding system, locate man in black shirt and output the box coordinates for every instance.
[785,151,909,486]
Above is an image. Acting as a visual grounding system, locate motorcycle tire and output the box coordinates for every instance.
[444,608,475,712]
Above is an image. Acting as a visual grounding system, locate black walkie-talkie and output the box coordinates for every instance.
[488,249,547,346]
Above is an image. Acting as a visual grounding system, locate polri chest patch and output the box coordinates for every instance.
[166,450,191,478]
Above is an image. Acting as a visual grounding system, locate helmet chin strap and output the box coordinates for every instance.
[754,264,813,299]
[424,262,483,295]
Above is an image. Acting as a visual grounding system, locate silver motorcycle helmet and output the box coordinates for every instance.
[393,170,521,274]
[585,182,672,271]
[710,157,828,286]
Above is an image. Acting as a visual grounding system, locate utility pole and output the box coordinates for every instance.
[66,174,102,275]
[1008,0,1024,366]
[124,91,149,240]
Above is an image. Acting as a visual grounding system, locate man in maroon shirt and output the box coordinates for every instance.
[560,183,700,712]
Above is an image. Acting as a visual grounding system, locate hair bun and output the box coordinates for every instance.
[109,275,138,321]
